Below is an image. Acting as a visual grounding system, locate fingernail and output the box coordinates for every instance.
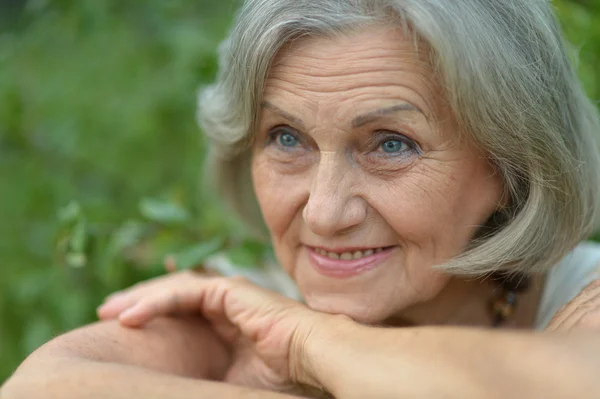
[119,307,137,320]
[96,303,110,319]
[119,308,145,327]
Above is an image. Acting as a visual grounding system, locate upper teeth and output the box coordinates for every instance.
[314,247,384,260]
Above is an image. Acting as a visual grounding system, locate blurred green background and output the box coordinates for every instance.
[1,0,599,383]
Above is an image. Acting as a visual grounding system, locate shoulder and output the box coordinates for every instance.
[535,241,600,330]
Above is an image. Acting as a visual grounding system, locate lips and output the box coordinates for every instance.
[306,245,396,278]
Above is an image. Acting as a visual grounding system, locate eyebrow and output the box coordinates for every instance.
[260,101,424,129]
[260,101,306,129]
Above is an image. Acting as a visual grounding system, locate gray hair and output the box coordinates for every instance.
[198,0,600,275]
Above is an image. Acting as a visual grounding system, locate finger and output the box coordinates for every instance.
[119,293,178,327]
[200,277,304,338]
[557,307,599,331]
[211,318,241,344]
[547,279,600,331]
[552,291,600,331]
[115,277,263,331]
[103,290,127,303]
[546,279,600,330]
[100,271,209,322]
[99,280,170,318]
[552,302,597,332]
[101,282,151,306]
[118,283,206,327]
[97,293,141,320]
[118,302,158,327]
[100,272,191,310]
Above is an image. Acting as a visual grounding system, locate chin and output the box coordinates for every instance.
[302,293,400,325]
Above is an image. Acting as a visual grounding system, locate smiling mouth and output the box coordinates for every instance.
[311,246,395,260]
[306,245,397,278]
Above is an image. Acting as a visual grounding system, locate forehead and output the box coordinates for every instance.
[264,26,440,118]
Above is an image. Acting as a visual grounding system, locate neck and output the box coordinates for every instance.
[384,274,546,329]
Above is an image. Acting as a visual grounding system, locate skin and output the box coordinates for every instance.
[251,26,504,324]
[0,316,306,399]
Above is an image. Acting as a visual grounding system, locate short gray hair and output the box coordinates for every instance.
[198,0,600,275]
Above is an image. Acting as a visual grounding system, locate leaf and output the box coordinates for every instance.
[105,220,147,257]
[57,201,82,225]
[224,240,270,269]
[66,252,87,268]
[171,237,225,270]
[139,198,190,224]
[69,219,87,254]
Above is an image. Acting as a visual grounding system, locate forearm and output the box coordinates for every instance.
[2,316,309,399]
[1,356,304,399]
[36,316,231,380]
[1,316,226,398]
[299,318,600,399]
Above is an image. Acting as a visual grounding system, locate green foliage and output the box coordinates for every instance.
[0,0,599,383]
[554,0,600,100]
[0,0,258,382]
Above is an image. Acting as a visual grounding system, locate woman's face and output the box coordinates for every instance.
[251,27,503,323]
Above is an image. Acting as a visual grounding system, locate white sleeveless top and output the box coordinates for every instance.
[204,242,600,330]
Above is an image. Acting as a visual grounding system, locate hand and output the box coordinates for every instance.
[97,269,331,394]
[546,278,600,332]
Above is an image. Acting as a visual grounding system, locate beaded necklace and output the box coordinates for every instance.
[489,273,531,327]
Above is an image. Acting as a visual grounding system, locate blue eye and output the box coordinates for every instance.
[277,132,299,147]
[381,139,407,153]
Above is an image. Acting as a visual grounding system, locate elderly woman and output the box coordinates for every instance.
[4,0,600,398]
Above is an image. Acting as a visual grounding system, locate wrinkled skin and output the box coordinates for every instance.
[252,26,503,324]
[547,279,600,332]
[98,270,330,394]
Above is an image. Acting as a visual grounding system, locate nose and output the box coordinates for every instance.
[302,153,367,237]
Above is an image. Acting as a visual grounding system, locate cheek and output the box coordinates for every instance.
[370,161,501,258]
[373,166,456,226]
[251,154,307,240]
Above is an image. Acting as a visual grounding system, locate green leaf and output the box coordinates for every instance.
[57,201,82,225]
[66,252,87,268]
[139,198,190,224]
[69,219,87,254]
[171,237,225,270]
[105,220,147,257]
[224,240,270,269]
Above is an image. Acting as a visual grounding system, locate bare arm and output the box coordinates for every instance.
[297,318,600,399]
[1,316,304,399]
